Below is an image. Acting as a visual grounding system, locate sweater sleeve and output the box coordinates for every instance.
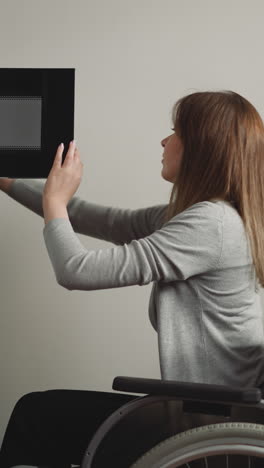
[42,202,223,291]
[7,179,167,244]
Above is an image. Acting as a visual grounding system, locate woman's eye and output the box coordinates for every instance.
[170,127,175,132]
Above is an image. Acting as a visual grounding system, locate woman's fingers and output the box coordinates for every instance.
[63,140,76,166]
[74,147,80,160]
[53,141,80,170]
[53,143,64,168]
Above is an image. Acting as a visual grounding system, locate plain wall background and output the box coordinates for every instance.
[1,0,264,449]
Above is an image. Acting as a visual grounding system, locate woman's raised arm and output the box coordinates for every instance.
[1,178,167,245]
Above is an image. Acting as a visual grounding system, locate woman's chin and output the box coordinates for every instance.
[161,169,174,184]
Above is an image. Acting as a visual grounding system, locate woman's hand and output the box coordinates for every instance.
[43,140,83,206]
[0,178,15,193]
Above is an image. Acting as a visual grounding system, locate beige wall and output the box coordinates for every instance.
[0,0,264,450]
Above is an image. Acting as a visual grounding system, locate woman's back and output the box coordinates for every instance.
[149,200,264,388]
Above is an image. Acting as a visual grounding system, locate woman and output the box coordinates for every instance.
[0,90,264,467]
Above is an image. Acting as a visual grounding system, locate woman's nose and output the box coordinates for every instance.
[161,134,171,147]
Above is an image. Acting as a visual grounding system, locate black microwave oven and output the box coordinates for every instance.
[0,68,75,178]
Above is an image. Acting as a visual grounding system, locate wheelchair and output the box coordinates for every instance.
[76,375,264,468]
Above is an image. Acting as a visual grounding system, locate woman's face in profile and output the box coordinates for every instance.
[160,130,184,183]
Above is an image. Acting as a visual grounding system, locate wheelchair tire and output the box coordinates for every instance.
[130,421,264,467]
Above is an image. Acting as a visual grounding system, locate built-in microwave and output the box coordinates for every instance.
[0,68,74,178]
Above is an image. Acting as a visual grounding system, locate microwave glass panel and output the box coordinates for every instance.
[0,96,42,150]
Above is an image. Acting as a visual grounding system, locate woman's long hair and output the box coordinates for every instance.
[163,90,264,291]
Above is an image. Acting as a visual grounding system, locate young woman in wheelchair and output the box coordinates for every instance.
[0,90,264,468]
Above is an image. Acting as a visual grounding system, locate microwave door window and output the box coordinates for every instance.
[0,96,42,150]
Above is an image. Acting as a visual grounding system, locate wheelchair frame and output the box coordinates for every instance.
[80,376,264,468]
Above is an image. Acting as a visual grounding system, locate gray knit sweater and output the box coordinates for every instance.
[7,179,264,388]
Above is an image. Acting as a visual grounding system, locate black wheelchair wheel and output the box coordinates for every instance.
[130,422,264,468]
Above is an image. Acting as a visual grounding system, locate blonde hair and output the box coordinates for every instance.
[163,90,264,292]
